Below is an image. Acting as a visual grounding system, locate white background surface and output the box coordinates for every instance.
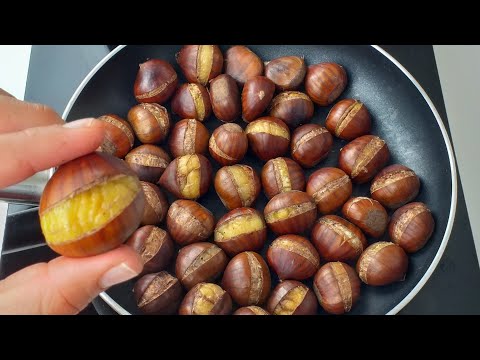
[0,45,31,100]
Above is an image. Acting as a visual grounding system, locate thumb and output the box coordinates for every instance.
[0,245,143,314]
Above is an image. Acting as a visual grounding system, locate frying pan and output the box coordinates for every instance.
[2,45,458,315]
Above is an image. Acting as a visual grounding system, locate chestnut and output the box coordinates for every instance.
[125,144,171,183]
[134,271,183,315]
[176,45,223,86]
[311,215,367,263]
[264,190,317,235]
[39,152,145,257]
[233,306,269,315]
[338,135,390,184]
[97,114,134,158]
[134,59,178,104]
[126,225,174,275]
[261,157,305,199]
[325,99,371,140]
[269,91,314,128]
[209,123,248,166]
[291,124,333,168]
[305,62,347,106]
[306,167,352,214]
[209,74,241,122]
[214,207,267,256]
[222,251,271,306]
[388,202,435,253]
[166,199,215,246]
[356,242,409,286]
[168,119,209,158]
[214,164,261,210]
[179,283,232,315]
[127,103,170,144]
[225,45,263,86]
[171,83,212,122]
[266,280,318,315]
[175,242,228,290]
[313,262,360,315]
[370,164,421,209]
[265,56,307,91]
[267,235,320,280]
[159,154,212,200]
[342,197,388,238]
[241,76,275,123]
[245,116,291,161]
[140,181,168,225]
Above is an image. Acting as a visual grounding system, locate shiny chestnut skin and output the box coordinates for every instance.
[127,103,170,144]
[311,215,367,263]
[168,119,209,158]
[267,235,320,280]
[265,56,307,91]
[371,164,421,209]
[342,197,388,238]
[326,99,371,140]
[214,207,267,256]
[225,46,264,86]
[266,280,318,315]
[269,91,314,128]
[291,124,333,168]
[140,181,168,225]
[97,114,134,158]
[209,123,248,166]
[214,165,261,210]
[388,202,435,253]
[125,144,170,183]
[179,283,232,315]
[233,306,270,315]
[245,116,291,161]
[356,242,409,286]
[306,167,352,214]
[241,76,275,123]
[171,83,212,122]
[176,45,223,86]
[264,190,317,235]
[134,59,178,104]
[313,262,361,314]
[175,242,228,290]
[305,62,347,106]
[261,157,305,199]
[222,251,271,306]
[166,200,215,246]
[209,74,241,122]
[338,135,390,184]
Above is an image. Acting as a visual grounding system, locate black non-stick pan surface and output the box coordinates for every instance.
[64,45,456,315]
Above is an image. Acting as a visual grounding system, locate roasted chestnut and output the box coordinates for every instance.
[176,45,223,86]
[140,181,168,225]
[266,280,318,315]
[97,114,134,158]
[325,99,371,140]
[225,45,263,85]
[233,306,270,315]
[245,116,290,161]
[125,144,170,183]
[261,157,305,199]
[209,123,248,166]
[342,197,388,238]
[305,62,347,106]
[179,283,232,315]
[209,74,241,122]
[291,124,333,168]
[241,76,275,123]
[134,59,178,104]
[127,103,170,144]
[171,83,212,122]
[265,56,307,91]
[168,119,209,158]
[269,91,314,128]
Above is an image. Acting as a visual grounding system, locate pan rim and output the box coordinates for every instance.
[62,45,457,316]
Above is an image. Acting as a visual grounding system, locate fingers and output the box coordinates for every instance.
[0,88,14,98]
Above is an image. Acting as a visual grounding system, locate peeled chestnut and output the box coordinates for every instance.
[225,45,264,86]
[338,135,390,184]
[171,83,212,122]
[209,123,248,166]
[97,114,134,158]
[209,74,241,122]
[267,235,320,280]
[241,76,275,123]
[306,167,352,214]
[356,242,409,286]
[305,62,347,106]
[389,202,435,253]
[166,199,215,246]
[266,280,318,315]
[127,103,170,144]
[214,164,261,210]
[245,116,291,161]
[214,207,266,256]
[265,56,307,91]
[179,283,232,315]
[261,157,305,199]
[125,144,170,183]
[269,91,314,128]
[222,251,271,306]
[175,242,228,290]
[264,190,317,235]
[140,181,168,225]
[371,164,421,209]
[168,119,209,158]
[325,99,371,140]
[311,215,367,263]
[342,197,388,238]
[313,262,361,314]
[39,152,145,257]
[291,124,333,168]
[233,306,269,315]
[176,45,223,86]
[159,154,212,200]
[134,59,178,104]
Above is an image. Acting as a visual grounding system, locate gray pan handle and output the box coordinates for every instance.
[0,168,53,206]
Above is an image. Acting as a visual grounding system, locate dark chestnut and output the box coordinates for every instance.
[266,280,317,315]
[209,123,248,166]
[233,306,270,315]
[209,74,241,122]
[261,157,305,199]
[125,144,170,183]
[127,103,170,144]
[140,181,168,225]
[326,99,371,140]
[269,91,314,128]
[176,45,223,86]
[245,116,291,161]
[241,76,275,123]
[342,197,388,238]
[134,59,178,104]
[265,56,307,91]
[179,283,232,315]
[291,124,333,168]
[97,114,134,158]
[225,46,263,86]
[168,119,209,158]
[171,83,212,122]
[305,62,347,106]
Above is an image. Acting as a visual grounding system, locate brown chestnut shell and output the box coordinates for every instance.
[97,114,134,158]
[261,157,306,199]
[125,144,171,183]
[305,62,347,106]
[265,56,307,91]
[245,116,291,162]
[209,123,248,166]
[209,74,241,122]
[233,306,270,315]
[134,59,178,104]
[225,46,264,86]
[266,280,318,315]
[342,197,388,238]
[140,181,168,225]
[176,45,223,86]
[179,283,232,315]
[269,91,314,128]
[168,119,209,158]
[291,124,333,168]
[241,76,275,123]
[325,99,371,140]
[127,103,170,144]
[171,83,212,122]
